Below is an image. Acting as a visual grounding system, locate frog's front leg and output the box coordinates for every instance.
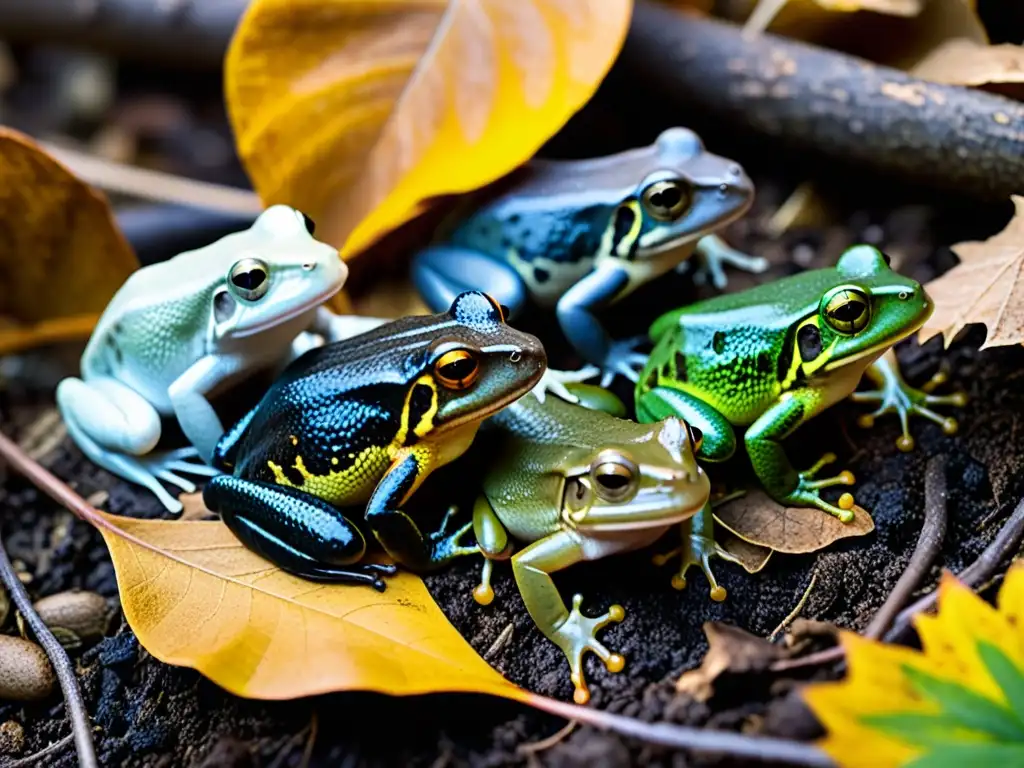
[471,495,514,606]
[365,449,477,571]
[412,245,528,319]
[512,531,625,705]
[746,394,857,522]
[556,265,647,388]
[635,386,736,462]
[851,348,967,452]
[652,501,740,601]
[168,354,255,464]
[56,377,217,513]
[687,234,769,289]
[203,475,396,589]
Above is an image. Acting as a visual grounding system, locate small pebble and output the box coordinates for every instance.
[0,636,54,702]
[33,591,110,642]
[791,244,815,267]
[0,720,24,755]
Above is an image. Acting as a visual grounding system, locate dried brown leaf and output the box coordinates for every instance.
[717,527,773,573]
[675,622,784,701]
[177,492,217,522]
[713,490,874,553]
[920,195,1024,350]
[912,39,1024,87]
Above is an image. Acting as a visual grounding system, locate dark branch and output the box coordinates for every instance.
[623,1,1024,203]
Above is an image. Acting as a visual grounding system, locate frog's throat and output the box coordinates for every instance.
[229,282,342,339]
[823,314,927,373]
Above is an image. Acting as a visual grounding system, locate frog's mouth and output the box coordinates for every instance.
[574,495,706,534]
[230,283,342,338]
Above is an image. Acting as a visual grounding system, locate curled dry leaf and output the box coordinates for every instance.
[93,510,526,701]
[675,622,784,701]
[912,39,1024,88]
[0,128,138,356]
[920,195,1024,350]
[713,489,874,553]
[717,526,773,573]
[225,0,632,258]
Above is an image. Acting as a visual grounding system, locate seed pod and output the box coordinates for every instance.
[0,720,24,754]
[32,591,110,642]
[0,637,54,701]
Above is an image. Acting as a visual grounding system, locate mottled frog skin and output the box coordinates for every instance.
[412,128,764,389]
[634,245,965,591]
[202,291,546,590]
[472,384,709,704]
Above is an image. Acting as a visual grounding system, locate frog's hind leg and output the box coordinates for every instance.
[685,234,769,289]
[56,377,217,514]
[412,245,528,318]
[852,349,967,452]
[203,475,396,590]
[652,502,740,601]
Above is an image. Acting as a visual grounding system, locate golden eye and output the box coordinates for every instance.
[688,425,703,453]
[822,287,871,334]
[434,349,479,390]
[229,258,270,301]
[591,453,638,501]
[641,179,691,221]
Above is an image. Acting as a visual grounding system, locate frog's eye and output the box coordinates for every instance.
[299,211,316,235]
[641,179,691,221]
[822,287,871,334]
[229,258,270,301]
[688,425,703,453]
[434,349,480,390]
[591,452,638,502]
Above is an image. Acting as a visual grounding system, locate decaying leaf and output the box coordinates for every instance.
[912,39,1024,88]
[804,565,1024,767]
[176,492,217,522]
[226,0,631,259]
[0,128,138,355]
[93,510,525,701]
[714,489,874,553]
[717,526,773,573]
[920,195,1024,350]
[675,622,784,701]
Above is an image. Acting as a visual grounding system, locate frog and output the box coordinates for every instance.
[56,204,375,514]
[202,291,547,591]
[633,244,965,594]
[412,127,765,390]
[470,382,710,704]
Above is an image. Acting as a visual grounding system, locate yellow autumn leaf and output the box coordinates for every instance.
[804,565,1024,767]
[0,128,138,355]
[919,195,1024,350]
[90,508,526,701]
[224,0,631,259]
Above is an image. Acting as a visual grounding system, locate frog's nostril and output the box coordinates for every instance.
[302,262,315,271]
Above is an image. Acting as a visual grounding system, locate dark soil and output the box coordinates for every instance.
[3,62,1024,768]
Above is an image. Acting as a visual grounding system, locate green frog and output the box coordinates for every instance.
[202,291,546,590]
[472,384,710,704]
[412,127,765,389]
[634,245,965,589]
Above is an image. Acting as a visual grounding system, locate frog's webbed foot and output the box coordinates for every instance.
[852,357,967,452]
[652,516,741,602]
[550,594,625,705]
[427,506,477,562]
[529,365,601,405]
[685,234,769,289]
[783,452,857,523]
[598,335,649,388]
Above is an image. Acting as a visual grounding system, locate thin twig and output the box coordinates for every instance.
[864,455,948,640]
[300,711,318,768]
[0,733,74,768]
[0,524,97,768]
[40,141,263,215]
[886,493,1024,642]
[771,455,949,672]
[768,569,817,642]
[524,695,835,767]
[517,720,578,755]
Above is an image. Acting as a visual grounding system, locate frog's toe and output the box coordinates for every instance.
[474,558,496,606]
[852,374,966,450]
[428,508,477,561]
[653,536,738,602]
[531,366,600,405]
[551,594,625,705]
[599,337,649,387]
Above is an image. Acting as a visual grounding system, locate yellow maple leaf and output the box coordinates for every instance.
[919,195,1024,350]
[804,565,1024,767]
[225,0,631,259]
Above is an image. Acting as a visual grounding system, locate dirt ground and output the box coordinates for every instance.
[2,72,1024,767]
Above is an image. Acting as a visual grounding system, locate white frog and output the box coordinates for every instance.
[56,205,385,513]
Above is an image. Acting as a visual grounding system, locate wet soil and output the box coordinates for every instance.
[2,108,1024,767]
